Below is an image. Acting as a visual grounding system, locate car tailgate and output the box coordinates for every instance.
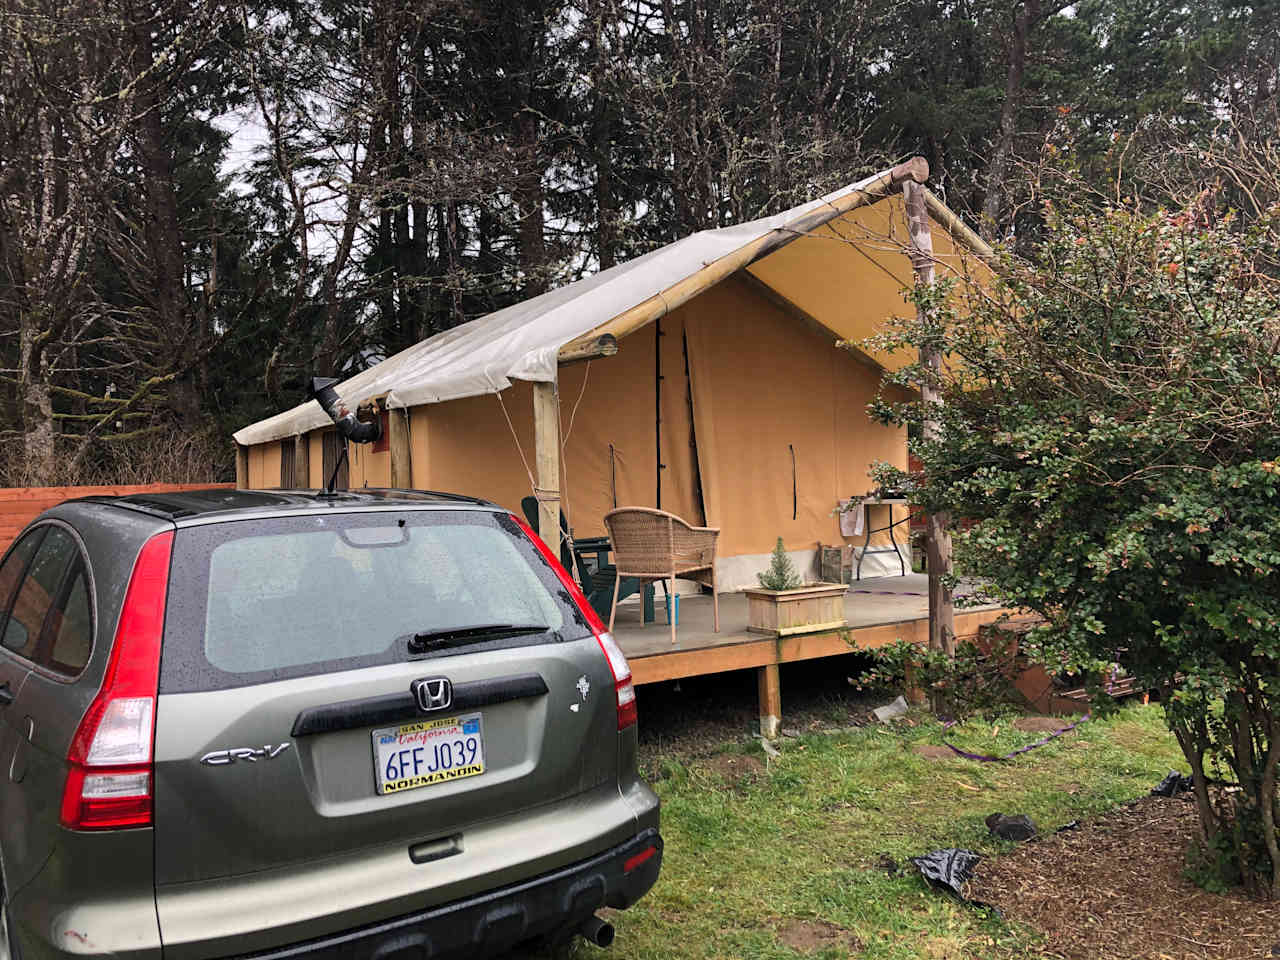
[152,637,618,886]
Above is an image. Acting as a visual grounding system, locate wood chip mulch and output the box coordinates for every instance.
[967,795,1280,960]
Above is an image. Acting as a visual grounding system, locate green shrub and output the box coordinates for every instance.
[860,165,1280,896]
[854,635,1022,720]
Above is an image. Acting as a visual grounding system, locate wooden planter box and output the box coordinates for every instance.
[743,583,848,636]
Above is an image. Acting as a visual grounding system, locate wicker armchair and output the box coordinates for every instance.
[603,508,720,645]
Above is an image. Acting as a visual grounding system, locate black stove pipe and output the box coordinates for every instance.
[307,377,382,445]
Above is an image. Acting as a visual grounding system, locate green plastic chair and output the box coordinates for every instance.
[519,498,643,620]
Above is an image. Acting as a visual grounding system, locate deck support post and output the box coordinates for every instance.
[388,408,412,489]
[757,663,781,740]
[235,443,248,489]
[903,180,955,658]
[293,434,309,488]
[532,378,562,559]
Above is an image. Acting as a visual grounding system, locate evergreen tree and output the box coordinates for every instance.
[758,537,802,591]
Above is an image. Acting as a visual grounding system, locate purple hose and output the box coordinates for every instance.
[938,666,1116,762]
[939,714,1090,762]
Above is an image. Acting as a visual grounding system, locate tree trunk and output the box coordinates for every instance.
[383,3,411,350]
[434,200,464,330]
[594,132,616,268]
[408,44,429,344]
[317,191,366,376]
[19,318,56,484]
[593,90,617,269]
[378,206,396,347]
[408,32,430,334]
[1259,716,1280,898]
[1172,718,1219,845]
[316,132,378,375]
[132,4,193,422]
[516,111,547,296]
[981,0,1040,240]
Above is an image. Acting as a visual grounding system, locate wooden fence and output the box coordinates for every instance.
[0,483,234,553]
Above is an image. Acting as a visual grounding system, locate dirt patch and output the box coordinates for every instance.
[776,919,863,954]
[920,936,975,960]
[913,744,957,760]
[704,752,765,786]
[968,795,1280,959]
[1012,715,1079,734]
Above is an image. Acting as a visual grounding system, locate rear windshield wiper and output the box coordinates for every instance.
[406,624,549,655]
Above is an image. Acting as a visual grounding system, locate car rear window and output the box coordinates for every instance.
[161,509,593,693]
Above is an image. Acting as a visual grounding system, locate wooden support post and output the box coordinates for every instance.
[532,378,561,559]
[757,663,781,740]
[903,180,956,657]
[293,434,309,488]
[235,443,248,489]
[388,408,412,489]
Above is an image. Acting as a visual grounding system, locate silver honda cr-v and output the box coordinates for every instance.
[0,488,661,960]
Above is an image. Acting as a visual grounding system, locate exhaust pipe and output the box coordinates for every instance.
[577,914,615,949]
[307,377,381,445]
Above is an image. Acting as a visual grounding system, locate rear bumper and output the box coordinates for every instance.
[233,828,663,960]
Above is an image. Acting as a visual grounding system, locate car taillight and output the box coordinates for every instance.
[510,514,637,730]
[595,630,637,731]
[61,531,172,831]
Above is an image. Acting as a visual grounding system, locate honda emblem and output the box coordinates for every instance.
[412,677,453,712]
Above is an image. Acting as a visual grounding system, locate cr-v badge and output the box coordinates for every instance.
[200,743,291,765]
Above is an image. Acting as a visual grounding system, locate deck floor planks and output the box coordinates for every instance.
[614,574,1008,686]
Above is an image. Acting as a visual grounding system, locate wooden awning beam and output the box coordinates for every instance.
[558,333,618,365]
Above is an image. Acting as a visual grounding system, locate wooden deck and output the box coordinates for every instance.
[612,574,1010,734]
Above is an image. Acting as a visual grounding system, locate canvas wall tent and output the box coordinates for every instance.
[234,159,990,590]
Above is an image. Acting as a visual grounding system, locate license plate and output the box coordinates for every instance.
[372,714,485,795]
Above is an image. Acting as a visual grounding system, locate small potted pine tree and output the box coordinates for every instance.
[743,537,847,635]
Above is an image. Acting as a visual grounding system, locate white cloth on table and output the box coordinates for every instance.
[839,499,865,537]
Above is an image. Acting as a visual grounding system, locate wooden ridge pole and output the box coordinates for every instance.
[922,189,995,259]
[903,179,956,658]
[557,158,930,356]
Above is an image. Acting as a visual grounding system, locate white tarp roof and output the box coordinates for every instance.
[235,168,894,446]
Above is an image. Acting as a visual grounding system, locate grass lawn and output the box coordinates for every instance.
[577,704,1186,960]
